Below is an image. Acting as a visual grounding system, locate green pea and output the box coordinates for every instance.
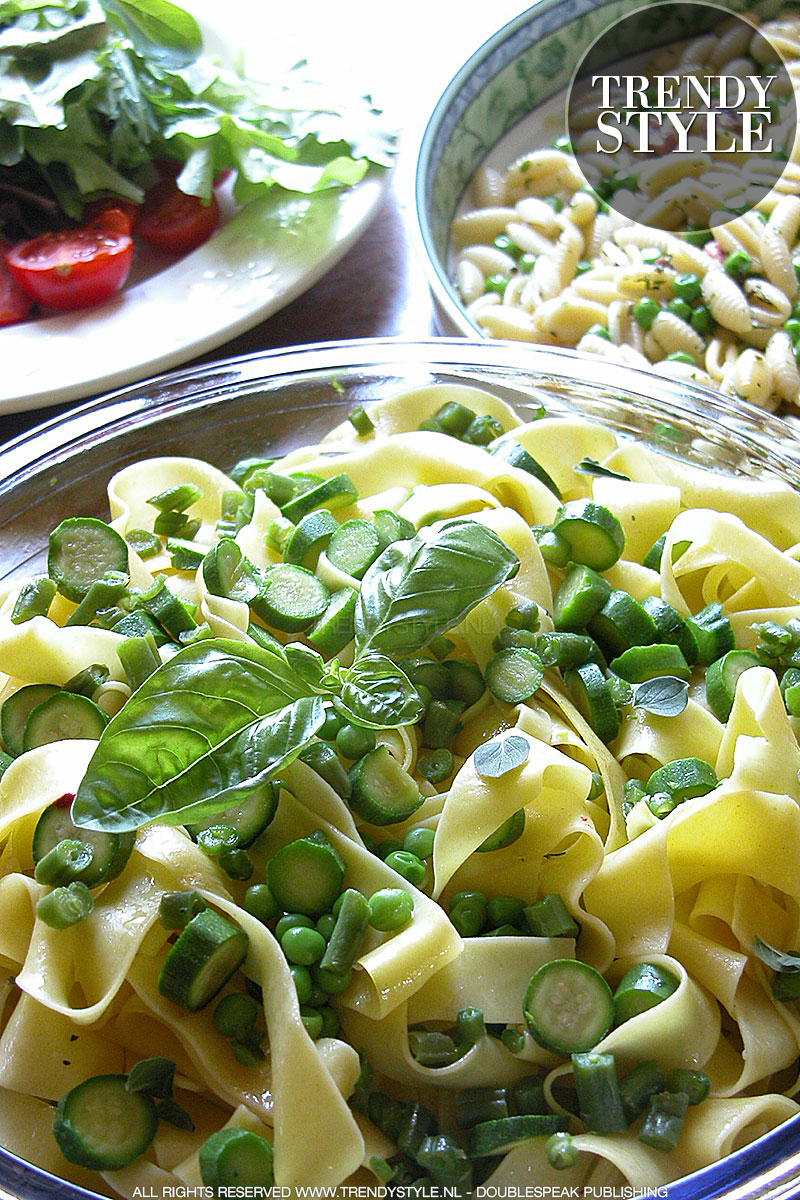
[785,317,800,345]
[633,297,659,330]
[275,913,314,940]
[300,1006,325,1040]
[546,1132,578,1170]
[213,992,259,1040]
[319,1005,340,1038]
[449,890,488,938]
[335,723,377,760]
[318,709,345,741]
[242,884,279,925]
[417,749,453,783]
[671,273,701,303]
[281,925,327,966]
[368,888,415,932]
[724,249,751,280]
[690,305,714,336]
[290,965,313,1005]
[585,323,610,340]
[402,826,435,860]
[384,850,426,887]
[666,298,692,323]
[493,233,521,260]
[518,253,537,274]
[313,965,354,995]
[316,913,337,940]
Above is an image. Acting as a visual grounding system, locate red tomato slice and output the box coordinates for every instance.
[136,179,220,256]
[82,199,138,235]
[0,239,34,325]
[6,220,134,312]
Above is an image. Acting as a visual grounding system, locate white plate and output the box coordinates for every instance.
[0,5,389,414]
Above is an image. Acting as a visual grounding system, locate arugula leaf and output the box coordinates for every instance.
[337,655,423,730]
[473,734,530,779]
[633,675,689,716]
[752,935,800,974]
[72,638,325,832]
[576,457,630,482]
[354,518,519,659]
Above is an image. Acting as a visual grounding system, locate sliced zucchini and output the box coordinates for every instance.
[325,519,382,580]
[642,596,699,665]
[608,643,690,683]
[1,683,59,755]
[48,517,130,603]
[158,909,249,1011]
[267,835,345,916]
[185,781,279,848]
[280,473,359,524]
[53,1074,158,1170]
[348,745,424,826]
[199,1127,274,1189]
[33,800,134,887]
[613,962,680,1024]
[202,538,262,607]
[705,649,760,721]
[553,565,612,631]
[282,509,339,567]
[467,1114,569,1157]
[523,959,614,1054]
[257,563,329,632]
[490,440,562,499]
[307,587,358,657]
[686,602,735,666]
[372,510,415,547]
[22,692,108,752]
[564,663,619,744]
[552,500,625,571]
[476,809,525,852]
[588,591,659,658]
[485,648,544,703]
[298,740,353,800]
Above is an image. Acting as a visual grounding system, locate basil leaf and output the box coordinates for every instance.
[576,457,630,481]
[752,936,800,974]
[355,518,519,658]
[126,1057,175,1098]
[473,734,530,779]
[73,638,325,832]
[633,675,689,716]
[156,1099,195,1130]
[337,655,424,730]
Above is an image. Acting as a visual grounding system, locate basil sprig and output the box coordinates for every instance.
[74,518,519,833]
[355,518,519,658]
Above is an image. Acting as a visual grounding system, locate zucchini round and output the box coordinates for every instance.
[53,1074,158,1170]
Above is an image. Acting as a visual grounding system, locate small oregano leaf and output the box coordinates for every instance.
[633,675,689,716]
[473,734,530,779]
[126,1057,176,1099]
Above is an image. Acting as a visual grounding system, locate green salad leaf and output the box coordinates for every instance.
[72,639,326,832]
[0,0,397,231]
[355,518,520,659]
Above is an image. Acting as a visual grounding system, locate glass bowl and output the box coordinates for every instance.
[1,337,800,1200]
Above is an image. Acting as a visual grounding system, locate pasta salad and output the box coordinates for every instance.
[451,11,800,412]
[0,383,799,1195]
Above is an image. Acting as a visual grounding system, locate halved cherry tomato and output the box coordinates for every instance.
[136,178,220,256]
[6,218,134,312]
[82,198,138,235]
[0,239,34,325]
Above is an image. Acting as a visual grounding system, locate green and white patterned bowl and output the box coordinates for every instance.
[411,0,787,337]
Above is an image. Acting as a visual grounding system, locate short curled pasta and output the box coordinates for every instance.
[450,11,800,411]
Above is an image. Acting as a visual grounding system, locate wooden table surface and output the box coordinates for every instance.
[0,0,527,447]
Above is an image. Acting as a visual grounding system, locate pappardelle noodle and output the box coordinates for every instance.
[0,382,800,1196]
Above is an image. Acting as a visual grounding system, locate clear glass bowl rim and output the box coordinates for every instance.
[0,336,799,1200]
